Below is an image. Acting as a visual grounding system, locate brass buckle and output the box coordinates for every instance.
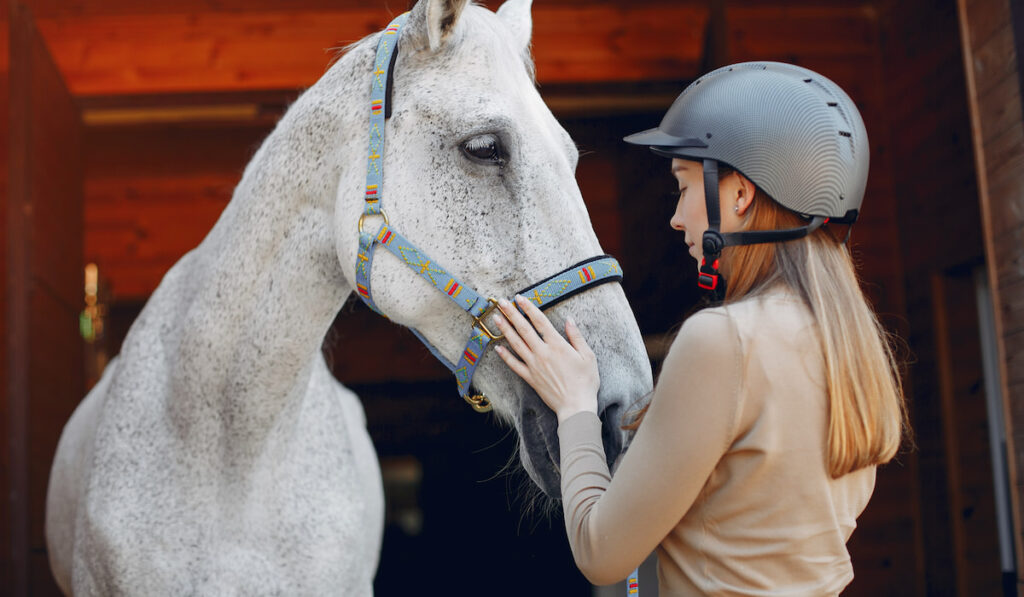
[464,393,492,413]
[357,209,390,234]
[472,297,504,340]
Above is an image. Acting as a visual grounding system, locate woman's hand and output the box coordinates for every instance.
[493,295,600,424]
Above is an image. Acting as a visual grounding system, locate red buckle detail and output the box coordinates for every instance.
[698,257,721,290]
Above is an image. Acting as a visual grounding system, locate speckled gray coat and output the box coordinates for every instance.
[45,1,653,594]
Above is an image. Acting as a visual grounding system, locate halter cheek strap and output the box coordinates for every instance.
[354,13,624,412]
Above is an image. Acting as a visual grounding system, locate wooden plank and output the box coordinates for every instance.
[727,4,879,59]
[531,4,707,84]
[964,0,1013,49]
[1000,277,1024,328]
[1007,330,1024,385]
[982,114,1024,184]
[0,9,9,595]
[957,0,1024,583]
[86,261,169,302]
[985,163,1024,240]
[977,74,1024,144]
[26,0,382,17]
[939,271,1004,595]
[84,125,268,177]
[24,0,676,17]
[37,3,708,95]
[7,3,84,595]
[38,10,386,95]
[991,224,1024,291]
[971,22,1018,96]
[8,8,32,594]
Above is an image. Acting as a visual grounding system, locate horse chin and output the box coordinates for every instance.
[515,391,562,499]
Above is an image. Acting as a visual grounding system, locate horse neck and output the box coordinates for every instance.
[167,44,372,452]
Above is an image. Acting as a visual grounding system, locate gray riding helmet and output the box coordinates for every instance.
[625,61,869,221]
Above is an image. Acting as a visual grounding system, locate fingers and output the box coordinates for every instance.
[564,317,596,359]
[497,297,544,350]
[494,345,531,381]
[494,312,532,361]
[515,295,560,341]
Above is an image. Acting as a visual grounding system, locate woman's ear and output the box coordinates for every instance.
[734,174,757,216]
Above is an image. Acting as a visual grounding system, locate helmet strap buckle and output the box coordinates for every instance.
[698,257,721,290]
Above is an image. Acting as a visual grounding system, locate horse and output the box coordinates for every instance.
[45,0,654,593]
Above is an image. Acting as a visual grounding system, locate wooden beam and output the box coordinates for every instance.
[7,2,84,594]
[957,0,1024,586]
[36,3,708,95]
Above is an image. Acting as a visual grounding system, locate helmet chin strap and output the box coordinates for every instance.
[699,160,728,301]
[698,159,829,302]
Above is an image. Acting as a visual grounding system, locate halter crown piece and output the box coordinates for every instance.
[354,14,624,412]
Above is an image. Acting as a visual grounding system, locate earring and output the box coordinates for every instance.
[734,206,739,213]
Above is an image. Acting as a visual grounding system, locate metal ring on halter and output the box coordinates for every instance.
[464,393,492,413]
[471,297,504,340]
[358,209,390,234]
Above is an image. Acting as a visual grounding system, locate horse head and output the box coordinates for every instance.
[335,0,653,497]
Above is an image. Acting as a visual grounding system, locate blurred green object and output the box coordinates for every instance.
[80,310,95,343]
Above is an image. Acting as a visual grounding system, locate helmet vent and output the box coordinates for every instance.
[827,102,838,107]
[839,131,856,160]
[803,78,812,83]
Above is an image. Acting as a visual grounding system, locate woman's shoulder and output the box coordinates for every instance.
[668,305,742,365]
[675,287,813,355]
[721,285,812,332]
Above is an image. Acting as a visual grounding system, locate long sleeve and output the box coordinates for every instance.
[558,308,744,586]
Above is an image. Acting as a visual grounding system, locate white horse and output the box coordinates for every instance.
[45,0,653,594]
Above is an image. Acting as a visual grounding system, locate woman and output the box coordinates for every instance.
[491,62,908,595]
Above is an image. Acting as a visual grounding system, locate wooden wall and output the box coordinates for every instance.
[5,3,84,596]
[878,2,998,595]
[1,5,10,592]
[958,0,1024,592]
[33,0,708,96]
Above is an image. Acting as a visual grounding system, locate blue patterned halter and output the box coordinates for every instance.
[354,13,624,413]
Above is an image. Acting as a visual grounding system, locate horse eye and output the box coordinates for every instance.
[461,134,506,166]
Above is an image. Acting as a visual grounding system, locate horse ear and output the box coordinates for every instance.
[408,0,470,52]
[496,0,533,50]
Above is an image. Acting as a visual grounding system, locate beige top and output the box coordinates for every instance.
[559,288,876,596]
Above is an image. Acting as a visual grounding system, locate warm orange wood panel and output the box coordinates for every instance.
[37,3,708,95]
[727,4,879,59]
[530,4,707,84]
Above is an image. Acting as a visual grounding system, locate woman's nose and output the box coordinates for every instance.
[670,212,685,230]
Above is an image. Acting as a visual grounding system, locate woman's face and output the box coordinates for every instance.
[669,158,753,267]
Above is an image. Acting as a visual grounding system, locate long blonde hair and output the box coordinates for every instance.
[630,171,908,478]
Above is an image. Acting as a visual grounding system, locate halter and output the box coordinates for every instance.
[354,13,623,413]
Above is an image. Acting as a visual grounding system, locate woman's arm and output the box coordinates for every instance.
[495,299,744,585]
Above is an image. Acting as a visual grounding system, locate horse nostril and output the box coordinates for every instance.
[599,402,626,470]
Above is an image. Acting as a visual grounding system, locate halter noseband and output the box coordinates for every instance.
[354,13,624,412]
